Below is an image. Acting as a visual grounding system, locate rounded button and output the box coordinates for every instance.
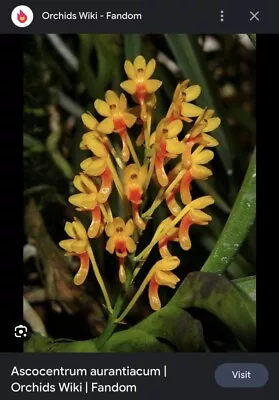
[215,363,269,388]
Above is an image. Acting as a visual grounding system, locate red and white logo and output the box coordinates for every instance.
[11,5,33,27]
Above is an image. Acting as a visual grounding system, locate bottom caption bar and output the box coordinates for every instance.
[0,353,277,398]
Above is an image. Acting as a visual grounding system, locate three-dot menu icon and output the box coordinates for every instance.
[220,10,224,22]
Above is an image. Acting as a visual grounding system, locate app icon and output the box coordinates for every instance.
[11,5,33,28]
[14,324,28,338]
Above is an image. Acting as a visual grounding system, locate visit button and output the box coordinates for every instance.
[215,363,269,388]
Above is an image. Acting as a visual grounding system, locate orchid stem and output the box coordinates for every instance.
[143,169,185,218]
[126,134,140,167]
[106,157,124,199]
[115,267,156,323]
[135,203,192,262]
[87,246,113,314]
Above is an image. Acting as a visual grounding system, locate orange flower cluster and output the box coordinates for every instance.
[59,55,219,317]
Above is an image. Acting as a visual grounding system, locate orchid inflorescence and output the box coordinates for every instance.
[59,55,220,322]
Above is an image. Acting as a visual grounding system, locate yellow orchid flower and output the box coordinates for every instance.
[121,55,162,117]
[123,163,147,230]
[80,136,113,204]
[59,218,90,286]
[81,112,98,131]
[150,118,185,187]
[68,173,103,239]
[105,217,136,257]
[180,145,214,204]
[178,196,214,250]
[148,257,180,311]
[105,217,136,284]
[185,108,221,148]
[167,80,203,122]
[94,90,137,162]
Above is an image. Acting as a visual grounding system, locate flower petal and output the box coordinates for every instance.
[167,119,183,138]
[105,222,115,237]
[72,219,88,240]
[73,175,84,193]
[192,149,214,164]
[189,195,214,210]
[81,112,98,130]
[134,55,146,70]
[119,93,128,111]
[80,157,92,171]
[81,157,107,176]
[126,237,136,253]
[64,222,76,239]
[85,136,108,157]
[182,103,203,117]
[69,193,97,210]
[145,79,162,94]
[203,117,221,132]
[113,217,126,230]
[125,219,135,236]
[200,133,219,147]
[105,90,120,107]
[120,80,137,95]
[123,112,137,128]
[185,85,201,102]
[166,138,185,154]
[71,239,88,254]
[94,99,111,117]
[80,174,98,193]
[106,237,115,254]
[154,256,180,272]
[191,164,212,180]
[155,270,180,288]
[97,117,114,134]
[59,239,76,253]
[145,59,156,80]
[124,60,136,79]
[190,209,212,224]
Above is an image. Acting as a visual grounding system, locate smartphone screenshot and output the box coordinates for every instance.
[0,0,276,398]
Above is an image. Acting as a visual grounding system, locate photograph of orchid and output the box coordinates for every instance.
[23,34,256,352]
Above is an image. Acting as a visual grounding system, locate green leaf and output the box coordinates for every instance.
[79,34,119,99]
[24,334,98,353]
[171,271,256,350]
[134,305,205,351]
[165,34,234,176]
[124,35,141,60]
[232,276,256,324]
[101,329,172,352]
[233,276,256,302]
[201,148,256,274]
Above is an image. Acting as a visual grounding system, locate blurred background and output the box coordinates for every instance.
[23,34,256,349]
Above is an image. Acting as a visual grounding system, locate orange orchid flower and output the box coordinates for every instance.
[167,80,202,122]
[80,136,113,204]
[150,118,185,187]
[94,90,137,162]
[121,55,162,118]
[148,257,180,311]
[123,163,147,230]
[68,173,104,239]
[59,219,90,286]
